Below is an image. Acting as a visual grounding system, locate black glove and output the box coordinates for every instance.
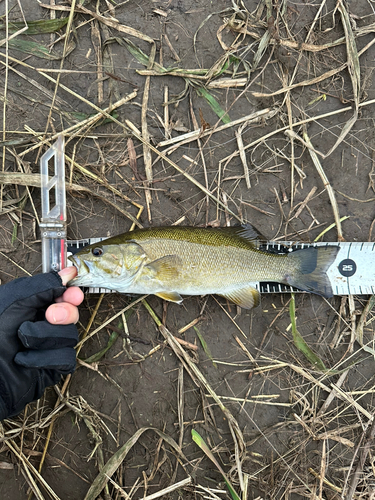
[0,272,78,419]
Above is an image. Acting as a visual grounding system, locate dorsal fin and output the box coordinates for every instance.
[220,223,267,245]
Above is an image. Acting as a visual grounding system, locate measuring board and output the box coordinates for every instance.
[67,238,374,296]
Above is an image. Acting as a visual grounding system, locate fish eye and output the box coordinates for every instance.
[92,247,104,257]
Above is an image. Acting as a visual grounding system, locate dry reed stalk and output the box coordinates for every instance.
[286,0,328,101]
[284,80,295,208]
[284,129,325,158]
[235,121,251,189]
[302,130,344,241]
[5,438,61,500]
[0,56,69,107]
[0,51,240,219]
[253,36,374,100]
[206,394,291,406]
[91,20,104,104]
[142,299,246,491]
[76,295,146,349]
[355,295,375,354]
[316,369,349,419]
[39,0,77,158]
[0,0,9,213]
[163,33,180,62]
[321,0,361,159]
[83,425,186,500]
[40,2,157,51]
[344,415,375,499]
[163,85,170,139]
[19,92,137,157]
[0,251,32,276]
[220,102,366,169]
[177,364,184,451]
[141,74,153,221]
[189,100,210,224]
[26,124,143,210]
[158,108,276,148]
[289,187,318,221]
[329,384,372,421]
[207,77,247,88]
[141,477,192,500]
[0,169,143,229]
[37,293,106,476]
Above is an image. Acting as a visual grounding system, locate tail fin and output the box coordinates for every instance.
[285,246,339,297]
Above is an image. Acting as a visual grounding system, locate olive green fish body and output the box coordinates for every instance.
[69,225,339,309]
[125,237,293,293]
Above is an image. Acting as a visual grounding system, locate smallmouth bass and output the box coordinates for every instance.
[68,224,339,309]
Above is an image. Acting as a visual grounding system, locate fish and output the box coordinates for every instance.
[68,224,339,309]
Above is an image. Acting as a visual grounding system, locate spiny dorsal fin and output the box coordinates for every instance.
[155,291,183,304]
[220,223,267,245]
[218,285,260,309]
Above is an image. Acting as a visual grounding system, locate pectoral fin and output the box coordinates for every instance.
[155,291,183,304]
[146,255,181,281]
[219,285,260,309]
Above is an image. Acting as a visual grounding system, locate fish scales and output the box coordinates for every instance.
[68,225,339,309]
[131,236,294,294]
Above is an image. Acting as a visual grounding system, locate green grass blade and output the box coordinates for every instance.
[192,429,223,471]
[11,223,17,245]
[289,294,327,371]
[1,18,69,34]
[194,326,217,368]
[85,427,185,500]
[192,429,241,500]
[195,87,230,124]
[82,330,120,364]
[120,37,230,123]
[8,39,62,60]
[123,38,151,66]
[82,312,132,363]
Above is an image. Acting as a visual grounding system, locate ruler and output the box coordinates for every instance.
[67,238,373,296]
[256,241,373,296]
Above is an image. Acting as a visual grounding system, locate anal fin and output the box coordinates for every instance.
[155,291,183,304]
[218,285,260,309]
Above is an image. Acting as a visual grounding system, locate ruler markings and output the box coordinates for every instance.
[67,239,375,296]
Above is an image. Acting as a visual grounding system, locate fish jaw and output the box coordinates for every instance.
[68,254,88,279]
[68,254,100,287]
[68,254,85,274]
[67,253,115,286]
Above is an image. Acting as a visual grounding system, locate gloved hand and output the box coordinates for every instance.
[0,267,84,420]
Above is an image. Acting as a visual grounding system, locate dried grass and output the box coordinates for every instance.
[1,1,375,499]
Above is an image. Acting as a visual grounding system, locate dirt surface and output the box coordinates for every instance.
[1,0,375,499]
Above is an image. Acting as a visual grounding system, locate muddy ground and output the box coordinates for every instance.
[1,0,375,499]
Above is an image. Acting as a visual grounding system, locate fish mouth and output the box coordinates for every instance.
[67,255,91,285]
[68,254,84,272]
